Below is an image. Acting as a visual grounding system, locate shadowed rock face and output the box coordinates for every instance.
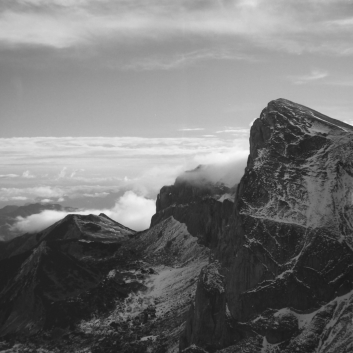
[0,213,136,336]
[152,166,236,248]
[180,99,353,352]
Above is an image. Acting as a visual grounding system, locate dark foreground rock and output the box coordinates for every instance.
[180,99,353,353]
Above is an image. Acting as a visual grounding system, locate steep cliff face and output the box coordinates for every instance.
[152,165,236,248]
[181,99,353,352]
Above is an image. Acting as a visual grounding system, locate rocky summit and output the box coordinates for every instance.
[0,98,352,353]
[180,98,353,353]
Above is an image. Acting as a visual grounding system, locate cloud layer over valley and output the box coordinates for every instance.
[0,134,249,204]
[1,134,249,233]
[11,191,156,233]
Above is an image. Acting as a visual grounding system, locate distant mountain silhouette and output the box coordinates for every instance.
[0,202,77,241]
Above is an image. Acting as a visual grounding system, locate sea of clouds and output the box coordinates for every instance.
[2,134,249,234]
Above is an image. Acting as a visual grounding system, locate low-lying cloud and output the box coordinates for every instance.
[0,135,250,207]
[13,209,71,234]
[191,150,249,186]
[12,191,156,234]
[108,191,156,231]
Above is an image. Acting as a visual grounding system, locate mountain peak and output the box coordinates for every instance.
[181,99,353,353]
[248,98,353,170]
[265,98,353,132]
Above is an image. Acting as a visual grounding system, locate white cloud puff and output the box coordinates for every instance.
[188,150,249,186]
[22,170,35,178]
[12,210,69,234]
[107,191,155,231]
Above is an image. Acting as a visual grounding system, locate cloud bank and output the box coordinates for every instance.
[0,135,250,206]
[9,149,249,235]
[12,191,156,233]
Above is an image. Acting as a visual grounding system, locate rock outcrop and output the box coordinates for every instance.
[180,99,353,352]
[152,166,236,248]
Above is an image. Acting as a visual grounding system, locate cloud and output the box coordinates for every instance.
[40,198,52,203]
[58,167,67,178]
[107,191,155,231]
[179,128,205,131]
[12,210,70,234]
[192,149,249,186]
[0,186,65,202]
[0,0,352,57]
[0,135,250,205]
[0,134,253,210]
[11,191,155,233]
[22,170,35,178]
[124,49,256,71]
[82,192,109,198]
[0,174,19,178]
[70,169,85,178]
[288,69,329,85]
[216,128,249,134]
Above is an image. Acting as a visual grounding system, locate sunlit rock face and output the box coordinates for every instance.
[180,99,353,353]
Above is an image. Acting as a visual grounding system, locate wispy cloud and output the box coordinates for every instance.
[179,128,205,131]
[0,186,65,200]
[11,196,28,201]
[124,49,256,71]
[0,174,19,178]
[216,128,249,134]
[82,192,109,198]
[0,0,352,57]
[288,69,329,85]
[58,167,67,178]
[22,170,35,178]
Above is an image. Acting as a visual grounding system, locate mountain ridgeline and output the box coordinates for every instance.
[0,98,352,353]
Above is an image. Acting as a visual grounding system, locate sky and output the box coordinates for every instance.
[1,0,353,230]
